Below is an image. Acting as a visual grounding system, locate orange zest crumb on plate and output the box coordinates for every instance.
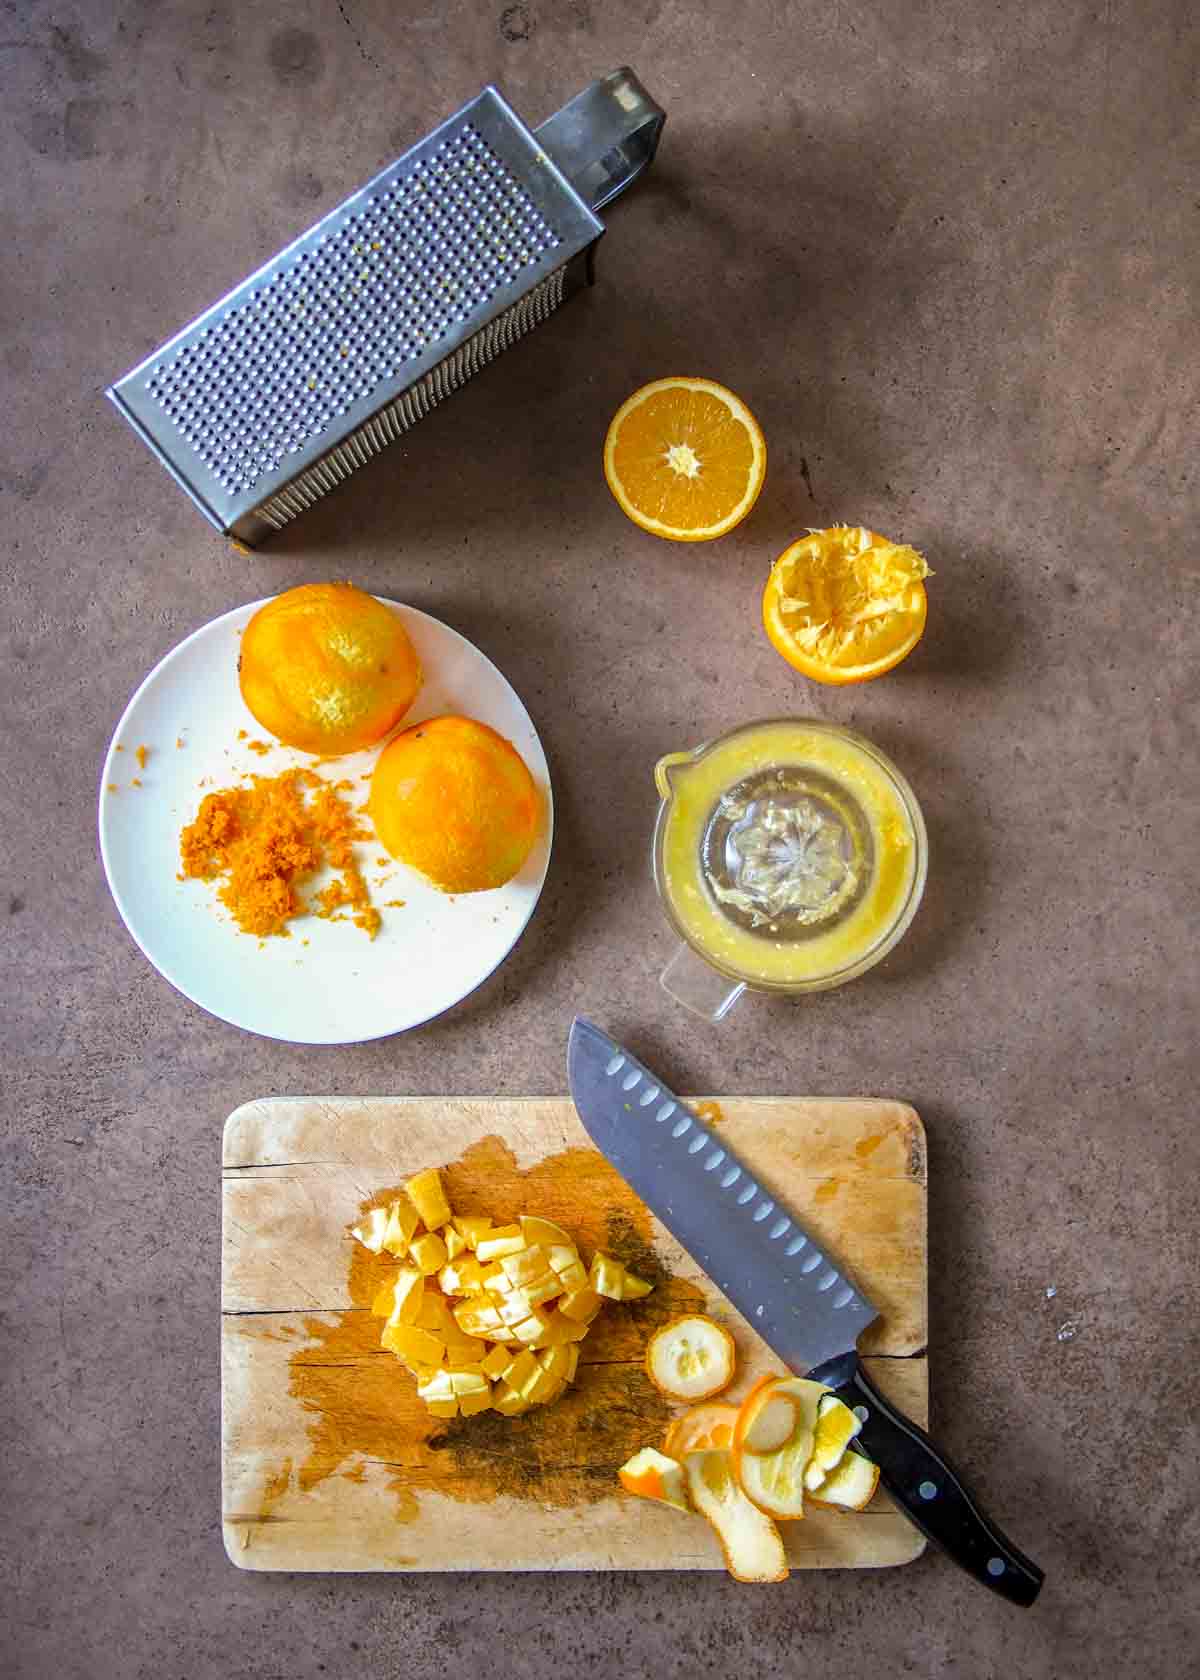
[178,767,382,940]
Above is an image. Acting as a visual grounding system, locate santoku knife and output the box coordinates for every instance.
[567,1017,1044,1605]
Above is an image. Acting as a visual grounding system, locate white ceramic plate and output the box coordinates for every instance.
[98,599,552,1043]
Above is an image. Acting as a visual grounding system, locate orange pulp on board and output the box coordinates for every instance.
[762,526,930,684]
[603,378,767,541]
[369,716,539,894]
[239,582,422,755]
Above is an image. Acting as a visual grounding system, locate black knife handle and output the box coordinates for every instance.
[814,1353,1044,1606]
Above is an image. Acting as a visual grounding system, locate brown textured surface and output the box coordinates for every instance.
[1,0,1198,1670]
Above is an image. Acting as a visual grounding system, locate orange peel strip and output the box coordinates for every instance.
[618,1447,691,1513]
[683,1450,789,1583]
[731,1375,825,1521]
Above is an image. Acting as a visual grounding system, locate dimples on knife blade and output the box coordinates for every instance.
[567,1018,877,1372]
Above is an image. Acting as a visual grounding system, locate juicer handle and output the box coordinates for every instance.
[660,942,746,1024]
[535,67,665,213]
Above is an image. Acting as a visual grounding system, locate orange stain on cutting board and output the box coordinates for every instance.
[279,1136,705,1521]
[855,1134,885,1162]
[227,1455,294,1541]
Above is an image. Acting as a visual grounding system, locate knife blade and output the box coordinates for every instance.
[568,1017,1044,1606]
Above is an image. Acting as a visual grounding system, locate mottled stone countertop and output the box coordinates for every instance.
[3,2,1196,1676]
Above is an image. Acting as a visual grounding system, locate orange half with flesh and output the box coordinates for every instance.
[604,377,766,542]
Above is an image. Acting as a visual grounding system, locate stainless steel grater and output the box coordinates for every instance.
[107,68,664,546]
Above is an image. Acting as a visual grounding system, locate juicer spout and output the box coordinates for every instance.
[654,750,697,801]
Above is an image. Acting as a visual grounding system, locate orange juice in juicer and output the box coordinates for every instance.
[653,719,928,1021]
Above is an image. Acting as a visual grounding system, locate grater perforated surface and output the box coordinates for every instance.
[109,88,602,540]
[149,126,560,498]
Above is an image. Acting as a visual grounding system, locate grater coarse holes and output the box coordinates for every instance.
[107,70,664,545]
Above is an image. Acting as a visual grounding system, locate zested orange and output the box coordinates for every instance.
[603,377,766,541]
[239,582,421,755]
[369,716,539,894]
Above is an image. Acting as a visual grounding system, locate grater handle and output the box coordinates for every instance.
[534,67,665,213]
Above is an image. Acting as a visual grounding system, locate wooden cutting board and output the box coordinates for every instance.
[222,1096,928,1573]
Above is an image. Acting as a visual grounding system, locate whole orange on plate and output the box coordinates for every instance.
[239,582,422,755]
[603,377,766,542]
[369,716,540,893]
[762,525,931,684]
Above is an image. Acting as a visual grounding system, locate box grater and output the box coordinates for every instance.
[107,68,664,546]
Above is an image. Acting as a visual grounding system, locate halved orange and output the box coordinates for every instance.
[603,377,766,542]
[763,526,931,684]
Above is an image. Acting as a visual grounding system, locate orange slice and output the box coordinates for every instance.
[663,1402,740,1459]
[646,1314,736,1401]
[604,377,766,542]
[763,525,931,684]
